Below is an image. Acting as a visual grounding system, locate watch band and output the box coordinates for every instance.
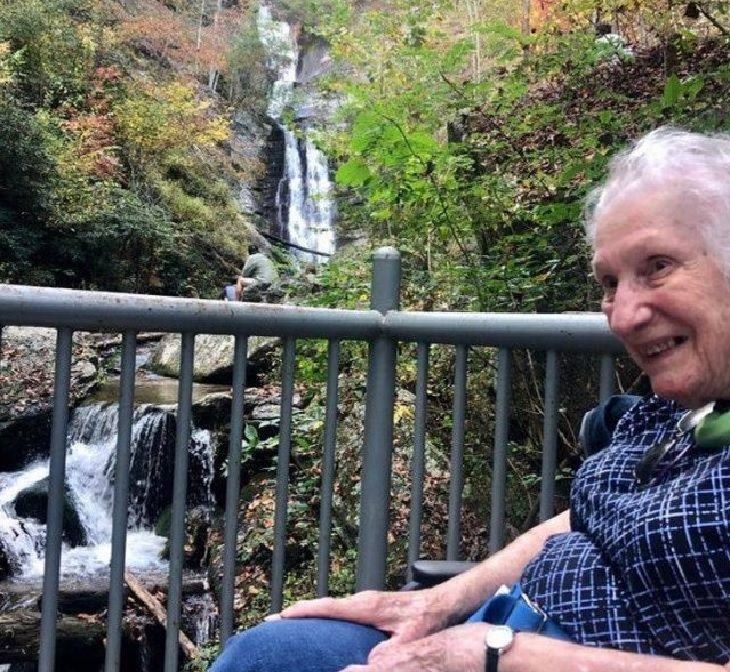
[485,645,500,672]
[484,625,514,672]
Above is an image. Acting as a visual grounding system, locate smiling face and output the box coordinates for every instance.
[592,187,730,408]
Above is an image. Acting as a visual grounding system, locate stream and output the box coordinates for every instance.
[0,345,228,669]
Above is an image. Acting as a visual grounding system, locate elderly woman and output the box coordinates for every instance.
[210,127,730,672]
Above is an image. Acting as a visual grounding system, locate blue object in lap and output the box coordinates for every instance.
[467,583,572,641]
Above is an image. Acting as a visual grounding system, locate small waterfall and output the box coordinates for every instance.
[183,591,219,646]
[258,4,336,261]
[0,403,216,579]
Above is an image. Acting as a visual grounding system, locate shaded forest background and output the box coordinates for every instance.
[1,0,729,667]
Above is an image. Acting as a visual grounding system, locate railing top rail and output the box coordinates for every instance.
[0,284,623,352]
[0,285,381,339]
[384,310,624,352]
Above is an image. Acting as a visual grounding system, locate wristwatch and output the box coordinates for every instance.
[484,625,515,672]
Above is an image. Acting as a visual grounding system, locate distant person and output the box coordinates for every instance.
[234,245,280,302]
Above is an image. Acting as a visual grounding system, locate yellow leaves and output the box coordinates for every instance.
[0,42,12,85]
[113,81,228,158]
[393,403,414,424]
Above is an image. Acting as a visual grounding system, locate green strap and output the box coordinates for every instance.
[695,405,730,449]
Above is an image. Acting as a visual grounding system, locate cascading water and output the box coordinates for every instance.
[0,403,215,579]
[257,4,336,261]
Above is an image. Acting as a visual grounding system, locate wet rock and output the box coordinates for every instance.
[192,391,233,428]
[192,387,303,429]
[0,408,53,471]
[14,478,87,547]
[184,506,211,568]
[146,334,279,384]
[71,360,97,383]
[0,539,12,581]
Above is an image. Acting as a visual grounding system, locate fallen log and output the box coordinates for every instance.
[124,571,199,660]
[0,610,104,665]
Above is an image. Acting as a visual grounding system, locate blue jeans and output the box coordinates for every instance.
[210,618,387,672]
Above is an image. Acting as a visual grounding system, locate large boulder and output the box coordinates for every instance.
[146,334,279,384]
[14,478,87,548]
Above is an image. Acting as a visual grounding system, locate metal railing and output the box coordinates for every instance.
[0,247,623,671]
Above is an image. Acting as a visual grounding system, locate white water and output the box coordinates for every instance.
[0,404,214,579]
[257,5,336,261]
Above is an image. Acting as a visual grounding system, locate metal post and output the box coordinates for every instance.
[539,351,560,522]
[270,337,297,613]
[489,348,512,555]
[446,344,468,560]
[105,331,137,672]
[39,327,73,672]
[356,247,400,591]
[599,354,615,402]
[220,335,248,644]
[406,342,429,581]
[164,332,195,672]
[317,340,340,597]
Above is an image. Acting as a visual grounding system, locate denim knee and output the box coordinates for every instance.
[210,618,388,672]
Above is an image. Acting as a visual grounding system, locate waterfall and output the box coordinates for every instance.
[0,403,216,579]
[257,4,336,261]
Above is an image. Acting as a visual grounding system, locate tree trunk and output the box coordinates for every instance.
[125,571,199,660]
[0,610,105,665]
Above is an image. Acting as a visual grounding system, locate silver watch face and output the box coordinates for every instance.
[486,625,514,650]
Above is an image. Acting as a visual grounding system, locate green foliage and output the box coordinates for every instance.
[0,0,262,296]
[0,0,95,108]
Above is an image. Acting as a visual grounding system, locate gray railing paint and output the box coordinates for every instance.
[446,344,468,560]
[165,332,196,672]
[271,337,297,613]
[356,247,401,591]
[0,247,624,670]
[406,342,429,582]
[104,331,137,672]
[317,340,341,598]
[539,351,560,523]
[38,327,73,672]
[221,335,248,644]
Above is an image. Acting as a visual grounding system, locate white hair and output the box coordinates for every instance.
[585,127,730,273]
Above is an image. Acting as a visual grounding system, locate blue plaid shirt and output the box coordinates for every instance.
[520,395,730,663]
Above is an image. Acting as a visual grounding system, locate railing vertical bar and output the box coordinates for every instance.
[220,335,248,644]
[270,336,297,613]
[356,247,400,591]
[489,348,512,555]
[104,331,137,672]
[599,354,615,402]
[317,339,340,597]
[164,332,195,672]
[446,344,468,561]
[406,342,429,582]
[539,351,560,523]
[38,327,73,672]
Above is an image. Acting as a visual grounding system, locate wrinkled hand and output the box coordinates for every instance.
[278,588,449,652]
[339,622,489,672]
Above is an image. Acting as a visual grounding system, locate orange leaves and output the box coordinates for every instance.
[117,0,246,79]
[62,112,121,180]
